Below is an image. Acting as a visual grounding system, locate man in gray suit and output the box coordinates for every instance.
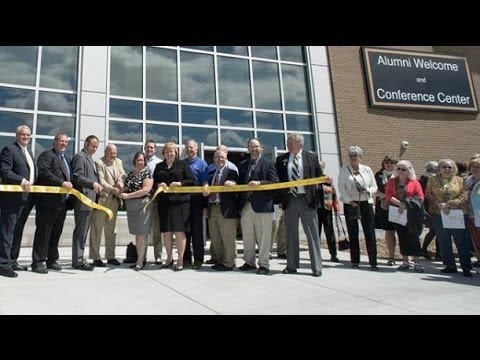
[71,135,103,270]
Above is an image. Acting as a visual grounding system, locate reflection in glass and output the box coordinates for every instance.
[216,46,248,56]
[183,46,213,51]
[220,109,253,128]
[182,106,216,126]
[38,91,76,113]
[40,46,79,90]
[109,121,142,142]
[0,87,35,110]
[110,98,142,119]
[279,46,305,62]
[0,46,38,86]
[180,52,215,104]
[252,61,281,110]
[220,129,253,148]
[256,112,283,130]
[302,134,315,152]
[0,136,12,153]
[146,123,178,144]
[0,111,33,133]
[182,126,217,146]
[257,131,285,153]
[286,114,313,132]
[115,144,144,174]
[282,64,310,112]
[37,114,75,136]
[251,46,277,59]
[218,57,251,107]
[110,46,142,97]
[146,47,177,101]
[35,138,75,160]
[146,102,177,122]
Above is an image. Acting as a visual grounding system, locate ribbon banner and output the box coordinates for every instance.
[0,185,113,220]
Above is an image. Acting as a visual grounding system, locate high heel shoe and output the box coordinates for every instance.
[161,260,174,269]
[130,264,143,271]
[173,265,183,272]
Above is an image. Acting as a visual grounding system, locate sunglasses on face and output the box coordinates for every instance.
[441,166,453,169]
[397,168,407,171]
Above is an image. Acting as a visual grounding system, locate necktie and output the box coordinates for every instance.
[209,170,221,203]
[23,148,34,184]
[291,154,299,197]
[59,153,71,180]
[248,160,256,181]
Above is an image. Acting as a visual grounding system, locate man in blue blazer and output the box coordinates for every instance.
[238,138,278,275]
[0,125,36,278]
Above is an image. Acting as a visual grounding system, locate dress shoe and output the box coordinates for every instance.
[215,264,233,271]
[161,260,174,269]
[32,264,48,274]
[192,260,202,270]
[330,255,340,263]
[351,263,360,269]
[154,259,163,265]
[47,262,62,271]
[12,263,28,271]
[397,263,410,271]
[239,263,257,271]
[205,258,217,265]
[312,271,322,277]
[256,266,270,275]
[92,259,106,267]
[173,265,184,272]
[0,267,18,278]
[440,266,458,273]
[277,254,287,259]
[107,259,121,266]
[370,266,379,271]
[74,263,94,271]
[282,267,297,274]
[463,270,473,277]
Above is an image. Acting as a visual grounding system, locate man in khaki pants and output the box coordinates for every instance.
[89,144,126,266]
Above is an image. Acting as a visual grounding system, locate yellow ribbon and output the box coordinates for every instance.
[0,185,113,220]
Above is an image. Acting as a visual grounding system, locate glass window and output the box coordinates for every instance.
[40,46,78,90]
[183,46,213,51]
[182,105,216,126]
[110,46,142,97]
[279,46,305,62]
[286,114,313,132]
[220,109,253,128]
[252,61,281,110]
[36,114,75,136]
[303,134,315,152]
[0,46,38,86]
[0,135,12,153]
[115,144,144,174]
[0,87,35,110]
[109,121,142,142]
[217,56,251,107]
[251,46,277,60]
[146,102,177,123]
[38,91,76,113]
[282,64,310,112]
[180,52,215,104]
[220,129,253,148]
[256,111,283,130]
[146,123,178,144]
[35,138,76,161]
[110,98,142,119]
[146,47,177,101]
[182,126,218,146]
[257,131,285,154]
[216,46,248,56]
[0,111,33,132]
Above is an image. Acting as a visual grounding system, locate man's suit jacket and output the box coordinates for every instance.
[35,148,71,209]
[238,156,279,213]
[275,151,323,210]
[72,149,99,211]
[95,157,126,206]
[0,142,36,205]
[208,166,240,219]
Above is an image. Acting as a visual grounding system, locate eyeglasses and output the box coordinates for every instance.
[396,168,407,171]
[441,166,453,169]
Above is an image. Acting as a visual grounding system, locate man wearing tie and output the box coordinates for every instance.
[31,132,73,274]
[71,135,103,270]
[0,125,36,278]
[275,133,324,277]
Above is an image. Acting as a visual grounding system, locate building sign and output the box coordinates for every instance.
[362,47,478,113]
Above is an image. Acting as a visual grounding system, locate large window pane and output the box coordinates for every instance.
[220,109,253,127]
[282,64,310,112]
[252,61,281,110]
[36,114,75,136]
[0,46,38,86]
[180,52,215,104]
[109,121,142,142]
[216,46,248,56]
[220,129,253,148]
[0,136,13,153]
[182,126,217,146]
[0,111,33,133]
[110,98,142,119]
[0,87,34,110]
[256,111,283,130]
[110,46,142,97]
[251,46,277,60]
[35,138,76,161]
[146,102,177,123]
[279,46,305,63]
[146,123,178,144]
[38,91,76,113]
[40,46,78,90]
[146,47,177,101]
[182,106,216,126]
[286,114,313,132]
[257,131,285,154]
[116,144,144,174]
[303,134,315,152]
[218,56,251,107]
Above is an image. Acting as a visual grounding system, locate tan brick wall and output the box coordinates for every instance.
[328,46,480,174]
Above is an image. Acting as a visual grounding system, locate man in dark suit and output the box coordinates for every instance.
[71,135,103,270]
[0,125,36,278]
[238,138,278,275]
[275,133,324,277]
[31,132,73,274]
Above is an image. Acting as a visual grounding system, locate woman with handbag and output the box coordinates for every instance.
[338,146,378,270]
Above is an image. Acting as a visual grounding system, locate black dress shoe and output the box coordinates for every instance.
[12,263,28,271]
[312,271,322,277]
[92,259,106,267]
[282,267,297,274]
[463,270,473,277]
[330,255,340,263]
[256,266,270,275]
[370,266,379,271]
[74,263,94,271]
[32,265,48,274]
[47,262,62,271]
[239,263,257,271]
[192,260,202,270]
[107,259,121,266]
[440,266,458,273]
[205,259,217,265]
[0,267,18,278]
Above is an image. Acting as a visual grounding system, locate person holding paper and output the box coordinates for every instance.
[385,160,425,273]
[425,159,472,277]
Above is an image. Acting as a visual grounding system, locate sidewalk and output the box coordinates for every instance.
[1,242,480,315]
